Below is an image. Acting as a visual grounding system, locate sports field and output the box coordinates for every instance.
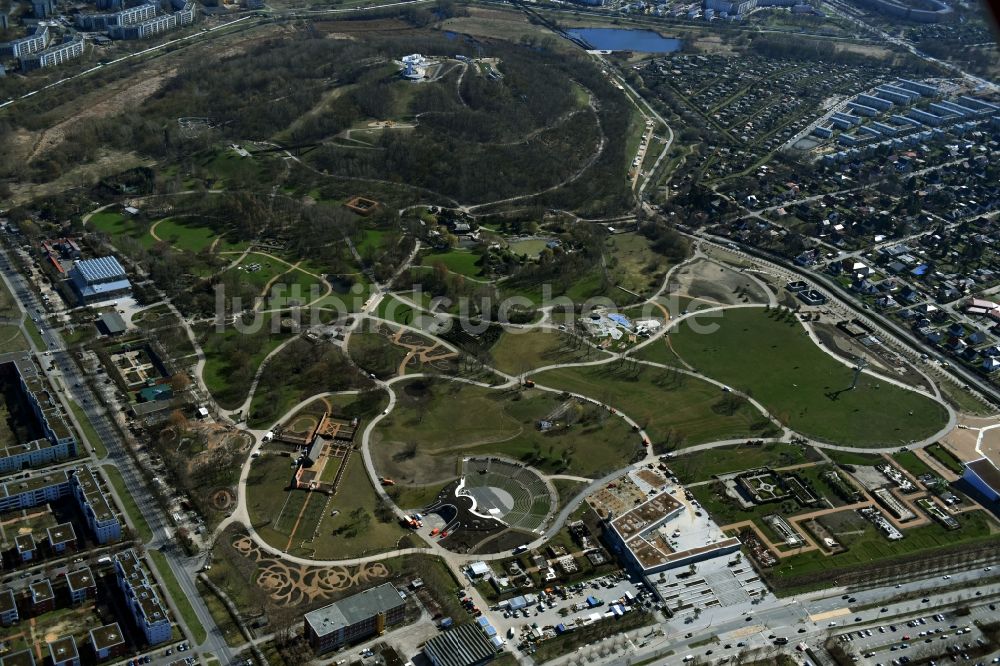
[670,308,949,447]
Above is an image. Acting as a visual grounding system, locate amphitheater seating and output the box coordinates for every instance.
[461,458,552,531]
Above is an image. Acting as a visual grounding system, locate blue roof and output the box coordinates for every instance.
[476,616,489,627]
[911,264,929,276]
[608,314,632,327]
[75,256,127,283]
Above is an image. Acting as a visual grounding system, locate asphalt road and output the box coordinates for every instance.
[0,247,233,665]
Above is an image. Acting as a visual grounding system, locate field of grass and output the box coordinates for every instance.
[892,450,935,478]
[372,380,641,484]
[198,314,293,410]
[531,362,776,449]
[508,238,550,256]
[88,210,141,238]
[668,443,821,484]
[670,308,949,447]
[387,481,451,510]
[0,324,27,353]
[149,550,208,644]
[375,295,417,325]
[69,400,107,459]
[490,329,608,375]
[100,464,152,543]
[152,217,248,254]
[246,453,411,559]
[606,232,669,297]
[196,580,245,648]
[824,449,884,467]
[348,330,408,379]
[937,380,993,416]
[926,442,964,474]
[420,249,484,278]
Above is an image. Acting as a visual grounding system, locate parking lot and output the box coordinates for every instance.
[487,573,655,646]
[835,600,1000,665]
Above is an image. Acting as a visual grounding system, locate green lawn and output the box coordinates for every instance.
[100,464,152,543]
[490,329,609,375]
[824,449,884,467]
[0,324,27,353]
[892,450,935,478]
[531,362,777,449]
[375,295,417,325]
[198,314,293,411]
[925,443,964,474]
[668,443,821,484]
[356,229,386,255]
[88,211,139,237]
[421,249,484,278]
[152,217,247,253]
[508,239,549,256]
[149,550,208,645]
[69,400,108,459]
[670,308,949,447]
[372,380,642,485]
[245,453,412,559]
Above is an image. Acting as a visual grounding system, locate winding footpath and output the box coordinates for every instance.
[217,241,962,579]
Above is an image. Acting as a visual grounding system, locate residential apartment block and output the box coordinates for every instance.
[47,636,79,666]
[72,466,122,544]
[89,623,127,662]
[20,37,84,71]
[0,589,18,626]
[114,549,172,645]
[0,25,48,58]
[0,353,78,474]
[0,467,121,544]
[66,566,97,605]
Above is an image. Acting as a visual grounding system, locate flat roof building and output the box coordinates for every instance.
[47,636,79,666]
[46,522,76,553]
[67,566,97,605]
[72,466,122,544]
[30,579,55,614]
[0,588,18,626]
[97,311,128,336]
[0,649,36,666]
[304,583,406,654]
[605,489,740,575]
[113,549,171,645]
[90,623,127,662]
[69,256,131,304]
[963,457,1000,503]
[15,532,36,561]
[423,623,498,666]
[0,353,78,474]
